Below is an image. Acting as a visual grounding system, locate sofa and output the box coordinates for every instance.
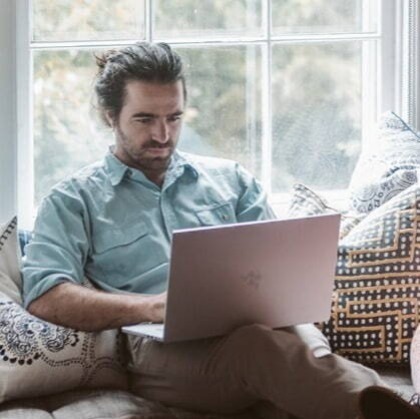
[0,367,414,418]
[0,111,419,418]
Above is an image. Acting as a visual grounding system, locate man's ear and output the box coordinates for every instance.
[105,111,115,129]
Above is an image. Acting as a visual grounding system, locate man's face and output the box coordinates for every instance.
[111,80,185,176]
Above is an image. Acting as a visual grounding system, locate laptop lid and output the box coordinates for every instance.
[162,213,340,343]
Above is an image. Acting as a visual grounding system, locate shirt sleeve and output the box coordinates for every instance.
[234,164,277,222]
[22,184,90,308]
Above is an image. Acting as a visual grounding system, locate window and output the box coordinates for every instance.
[14,0,419,227]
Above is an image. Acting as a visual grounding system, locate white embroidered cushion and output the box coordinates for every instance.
[0,217,128,403]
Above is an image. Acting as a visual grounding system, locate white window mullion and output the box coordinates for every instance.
[379,0,398,118]
[383,0,420,130]
[261,0,272,195]
[145,0,153,42]
[416,1,420,130]
[16,0,33,229]
[401,0,419,129]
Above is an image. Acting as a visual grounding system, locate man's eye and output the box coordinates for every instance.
[135,118,152,124]
[168,116,182,122]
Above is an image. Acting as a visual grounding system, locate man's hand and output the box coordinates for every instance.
[145,292,167,323]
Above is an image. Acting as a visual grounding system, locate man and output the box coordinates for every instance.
[22,42,415,419]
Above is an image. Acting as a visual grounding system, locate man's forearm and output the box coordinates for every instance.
[27,281,165,332]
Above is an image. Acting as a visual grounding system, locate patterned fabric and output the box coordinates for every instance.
[287,183,333,216]
[0,217,22,303]
[18,230,32,256]
[0,218,128,403]
[287,183,363,239]
[322,183,420,364]
[0,295,128,403]
[349,111,420,214]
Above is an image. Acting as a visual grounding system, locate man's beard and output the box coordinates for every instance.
[115,126,175,172]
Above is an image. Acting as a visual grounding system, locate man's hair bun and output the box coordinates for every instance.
[95,50,118,72]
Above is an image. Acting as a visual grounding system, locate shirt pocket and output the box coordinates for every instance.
[92,222,149,254]
[195,202,236,226]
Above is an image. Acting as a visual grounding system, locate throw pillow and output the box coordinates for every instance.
[287,183,334,216]
[287,183,363,239]
[411,325,420,393]
[0,217,128,402]
[322,182,420,364]
[0,217,22,304]
[349,111,420,214]
[18,229,32,256]
[0,294,128,403]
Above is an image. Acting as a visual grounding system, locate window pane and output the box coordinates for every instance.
[272,0,378,35]
[154,0,263,39]
[33,45,262,204]
[33,49,111,203]
[176,46,262,177]
[271,41,374,193]
[32,0,145,42]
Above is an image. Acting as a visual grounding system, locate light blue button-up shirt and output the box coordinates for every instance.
[22,150,276,308]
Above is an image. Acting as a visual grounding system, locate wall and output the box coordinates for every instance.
[0,0,17,223]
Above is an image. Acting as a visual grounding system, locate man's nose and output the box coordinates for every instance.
[152,120,170,143]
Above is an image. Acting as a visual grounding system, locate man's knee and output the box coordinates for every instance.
[226,323,331,360]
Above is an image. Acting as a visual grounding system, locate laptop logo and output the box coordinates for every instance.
[241,270,261,290]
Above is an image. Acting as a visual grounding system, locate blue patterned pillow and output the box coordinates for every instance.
[349,111,420,214]
[18,230,32,256]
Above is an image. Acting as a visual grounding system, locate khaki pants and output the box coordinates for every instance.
[127,324,386,419]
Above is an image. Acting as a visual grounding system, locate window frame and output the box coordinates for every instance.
[0,0,17,224]
[9,0,420,228]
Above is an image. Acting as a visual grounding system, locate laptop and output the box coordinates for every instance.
[122,213,340,343]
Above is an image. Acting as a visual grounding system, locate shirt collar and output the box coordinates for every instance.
[168,151,199,180]
[104,149,130,186]
[104,148,199,187]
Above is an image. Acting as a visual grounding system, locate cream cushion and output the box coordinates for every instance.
[0,217,128,403]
